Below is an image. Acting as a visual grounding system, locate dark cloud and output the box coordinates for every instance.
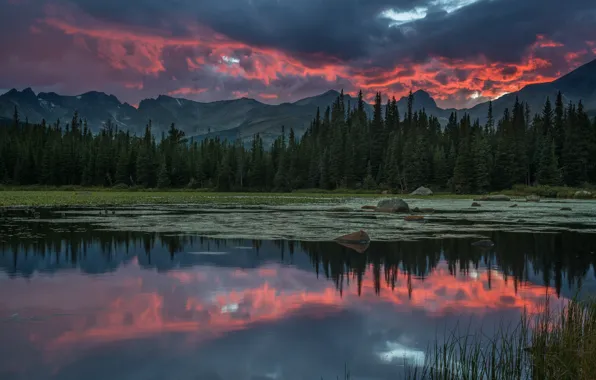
[0,0,595,107]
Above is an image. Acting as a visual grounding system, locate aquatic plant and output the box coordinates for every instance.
[331,297,596,380]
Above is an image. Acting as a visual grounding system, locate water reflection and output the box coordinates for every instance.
[0,224,595,380]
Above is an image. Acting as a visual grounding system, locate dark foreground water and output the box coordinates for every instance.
[1,211,596,380]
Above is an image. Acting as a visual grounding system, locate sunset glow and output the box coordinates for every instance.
[36,262,559,352]
[2,0,594,108]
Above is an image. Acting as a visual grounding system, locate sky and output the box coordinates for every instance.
[1,0,595,108]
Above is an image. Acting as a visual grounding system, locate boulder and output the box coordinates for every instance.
[473,195,511,202]
[574,190,592,199]
[410,186,433,196]
[376,198,410,213]
[526,195,540,202]
[404,215,425,222]
[335,230,370,243]
[471,202,481,207]
[472,239,494,248]
[335,230,371,253]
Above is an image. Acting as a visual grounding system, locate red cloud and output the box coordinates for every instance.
[259,93,279,100]
[124,81,143,90]
[39,7,595,107]
[231,90,249,98]
[36,262,559,354]
[167,87,208,96]
[535,34,564,48]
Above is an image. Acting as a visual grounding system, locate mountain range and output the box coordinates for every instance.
[1,59,595,144]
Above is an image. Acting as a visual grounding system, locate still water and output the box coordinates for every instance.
[1,216,596,379]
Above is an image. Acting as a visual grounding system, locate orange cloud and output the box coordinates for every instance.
[42,262,559,354]
[231,90,249,98]
[167,87,208,96]
[535,34,564,48]
[41,9,591,107]
[124,81,143,90]
[259,93,279,100]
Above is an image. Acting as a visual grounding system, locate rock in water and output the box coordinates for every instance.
[376,199,410,213]
[574,190,592,199]
[335,230,370,244]
[472,239,494,248]
[410,186,433,196]
[361,205,377,210]
[510,204,518,208]
[471,202,481,207]
[526,195,540,202]
[335,230,371,253]
[560,207,572,211]
[404,215,425,222]
[473,195,511,201]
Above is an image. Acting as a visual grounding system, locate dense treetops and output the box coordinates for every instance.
[0,90,595,192]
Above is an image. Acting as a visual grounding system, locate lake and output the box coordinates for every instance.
[1,198,595,380]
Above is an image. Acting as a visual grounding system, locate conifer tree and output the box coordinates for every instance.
[537,137,560,186]
[472,131,491,193]
[115,147,130,185]
[157,156,171,188]
[0,90,593,193]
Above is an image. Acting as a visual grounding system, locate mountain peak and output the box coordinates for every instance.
[22,87,36,97]
[396,89,438,110]
[413,89,431,97]
[3,88,19,96]
[322,89,341,96]
[1,87,38,103]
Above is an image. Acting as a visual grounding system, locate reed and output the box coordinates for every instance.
[333,297,596,380]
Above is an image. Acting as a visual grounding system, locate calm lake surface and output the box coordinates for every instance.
[1,200,595,380]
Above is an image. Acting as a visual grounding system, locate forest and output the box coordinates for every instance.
[0,90,595,193]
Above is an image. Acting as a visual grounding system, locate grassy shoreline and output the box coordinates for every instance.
[0,184,593,208]
[0,189,475,208]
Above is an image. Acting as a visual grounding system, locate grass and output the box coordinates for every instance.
[0,187,476,208]
[334,297,596,380]
[0,184,593,208]
[500,184,596,199]
[0,190,348,208]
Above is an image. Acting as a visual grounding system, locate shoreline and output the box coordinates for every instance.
[1,187,593,208]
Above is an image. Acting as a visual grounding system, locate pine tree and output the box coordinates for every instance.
[554,91,564,160]
[0,88,594,193]
[472,132,491,193]
[362,161,376,190]
[157,156,171,188]
[370,92,385,178]
[452,143,474,193]
[217,149,233,191]
[136,146,153,187]
[537,137,560,186]
[431,146,448,188]
[115,147,129,185]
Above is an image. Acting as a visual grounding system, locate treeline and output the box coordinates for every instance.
[0,91,595,192]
